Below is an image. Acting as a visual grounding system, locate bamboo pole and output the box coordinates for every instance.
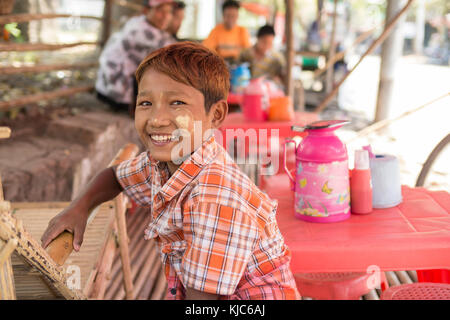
[313,0,414,113]
[0,85,94,111]
[0,42,99,52]
[284,0,294,98]
[0,239,17,265]
[347,92,449,143]
[0,62,98,75]
[0,13,102,25]
[313,28,375,79]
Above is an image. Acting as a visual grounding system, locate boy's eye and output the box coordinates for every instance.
[137,101,152,107]
[171,100,186,106]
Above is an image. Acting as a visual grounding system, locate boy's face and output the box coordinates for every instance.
[223,7,239,30]
[146,4,173,30]
[256,35,274,55]
[135,69,226,168]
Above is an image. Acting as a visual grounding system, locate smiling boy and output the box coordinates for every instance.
[41,42,300,300]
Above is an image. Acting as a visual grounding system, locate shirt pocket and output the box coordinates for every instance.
[161,240,187,257]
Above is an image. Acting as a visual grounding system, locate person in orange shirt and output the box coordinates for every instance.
[203,0,251,63]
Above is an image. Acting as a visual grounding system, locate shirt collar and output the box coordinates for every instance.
[149,135,218,202]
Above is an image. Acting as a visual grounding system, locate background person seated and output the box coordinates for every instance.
[238,25,286,89]
[202,0,250,64]
[95,0,175,114]
[168,1,186,41]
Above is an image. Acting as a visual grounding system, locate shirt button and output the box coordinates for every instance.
[170,288,177,295]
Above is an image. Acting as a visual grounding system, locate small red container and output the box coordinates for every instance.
[350,169,373,214]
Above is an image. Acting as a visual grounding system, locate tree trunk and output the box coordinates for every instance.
[375,0,407,122]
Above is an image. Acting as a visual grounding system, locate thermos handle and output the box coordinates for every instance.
[284,139,296,185]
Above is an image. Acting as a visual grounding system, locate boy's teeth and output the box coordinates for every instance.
[151,134,176,142]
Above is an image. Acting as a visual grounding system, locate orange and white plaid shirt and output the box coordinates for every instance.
[115,136,300,300]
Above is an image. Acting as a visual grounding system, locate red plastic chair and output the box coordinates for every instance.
[381,283,450,300]
[294,272,388,300]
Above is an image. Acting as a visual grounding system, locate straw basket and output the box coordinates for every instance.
[0,0,15,15]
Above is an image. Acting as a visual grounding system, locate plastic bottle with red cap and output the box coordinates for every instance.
[350,149,373,214]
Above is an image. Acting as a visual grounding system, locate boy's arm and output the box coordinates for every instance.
[41,166,122,251]
[185,287,219,300]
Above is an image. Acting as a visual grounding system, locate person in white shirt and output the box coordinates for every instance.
[95,0,175,114]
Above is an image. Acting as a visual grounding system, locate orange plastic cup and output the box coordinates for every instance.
[268,96,294,121]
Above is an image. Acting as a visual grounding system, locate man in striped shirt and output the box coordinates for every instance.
[42,42,300,300]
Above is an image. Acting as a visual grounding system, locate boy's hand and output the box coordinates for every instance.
[40,203,89,252]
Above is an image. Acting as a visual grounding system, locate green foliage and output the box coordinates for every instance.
[4,23,21,38]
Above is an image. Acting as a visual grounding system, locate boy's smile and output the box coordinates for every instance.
[135,69,216,174]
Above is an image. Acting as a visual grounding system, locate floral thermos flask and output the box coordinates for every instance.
[284,120,351,223]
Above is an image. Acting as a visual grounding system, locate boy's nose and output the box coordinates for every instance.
[146,110,171,129]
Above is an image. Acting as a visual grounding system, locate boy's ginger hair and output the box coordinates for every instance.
[135,41,230,111]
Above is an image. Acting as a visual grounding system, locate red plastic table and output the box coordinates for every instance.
[263,173,450,274]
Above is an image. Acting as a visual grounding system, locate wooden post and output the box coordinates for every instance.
[375,0,408,122]
[284,0,294,98]
[102,0,113,47]
[414,0,425,54]
[325,0,338,94]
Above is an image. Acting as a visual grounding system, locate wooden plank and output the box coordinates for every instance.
[104,211,150,299]
[0,62,98,75]
[149,267,167,300]
[88,231,117,299]
[0,42,98,52]
[0,85,94,111]
[385,271,401,287]
[407,270,418,283]
[395,271,414,284]
[0,13,102,24]
[362,289,380,300]
[112,0,144,11]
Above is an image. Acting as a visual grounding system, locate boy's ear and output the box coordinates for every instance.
[209,100,228,129]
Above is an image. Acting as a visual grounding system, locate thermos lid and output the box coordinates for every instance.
[292,120,350,132]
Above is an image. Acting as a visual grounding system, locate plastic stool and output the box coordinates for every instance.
[294,272,388,300]
[381,283,450,300]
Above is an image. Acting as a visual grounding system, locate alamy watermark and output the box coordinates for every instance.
[168,121,281,175]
